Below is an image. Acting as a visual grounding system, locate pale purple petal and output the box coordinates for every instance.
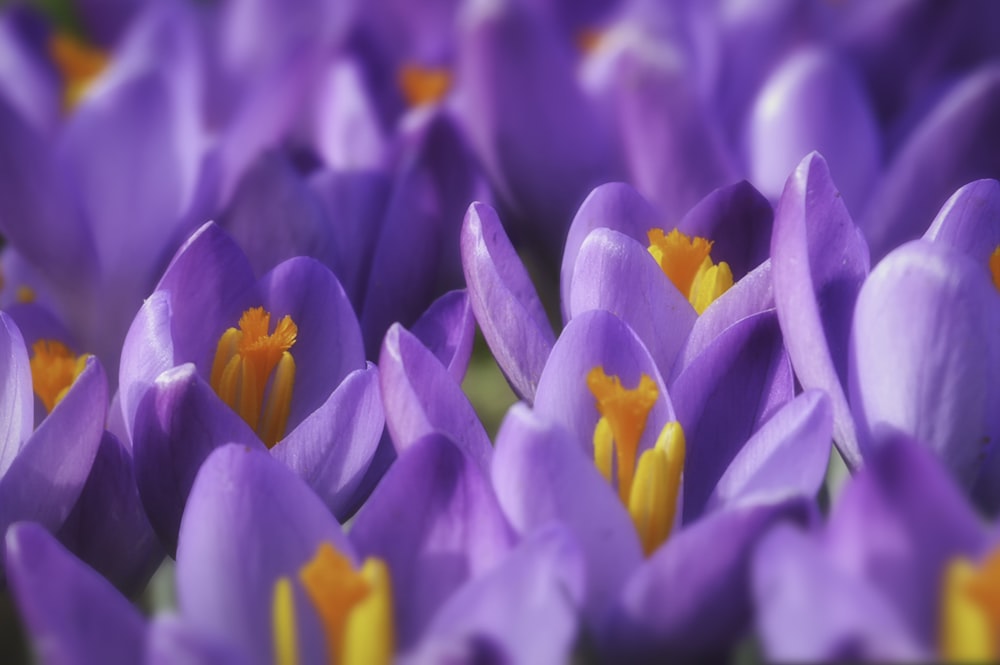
[0,310,34,474]
[145,616,246,665]
[410,289,476,383]
[923,178,1000,265]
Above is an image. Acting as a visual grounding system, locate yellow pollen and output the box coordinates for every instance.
[941,548,1000,662]
[299,543,394,665]
[628,421,685,556]
[989,246,1000,292]
[29,340,88,414]
[587,367,659,502]
[48,32,109,111]
[647,228,733,314]
[210,307,297,448]
[398,63,452,108]
[16,286,35,303]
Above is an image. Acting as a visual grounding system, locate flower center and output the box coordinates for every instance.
[397,63,451,108]
[588,367,685,555]
[647,228,733,314]
[940,548,1000,661]
[209,307,297,448]
[29,340,88,414]
[272,542,394,665]
[48,31,109,112]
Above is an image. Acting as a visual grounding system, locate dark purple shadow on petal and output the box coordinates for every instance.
[0,311,34,475]
[492,405,642,626]
[132,364,262,555]
[461,201,555,402]
[672,311,793,523]
[351,434,514,650]
[923,178,1000,266]
[6,522,146,665]
[176,444,348,663]
[771,151,870,469]
[753,524,925,661]
[410,289,476,383]
[862,65,1000,260]
[272,363,384,520]
[57,431,165,598]
[561,182,660,322]
[824,435,989,643]
[379,323,492,472]
[534,310,674,459]
[604,497,814,662]
[848,240,1000,487]
[677,180,774,281]
[706,390,832,513]
[569,228,696,383]
[0,10,59,135]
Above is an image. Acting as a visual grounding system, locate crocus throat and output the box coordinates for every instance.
[398,63,451,108]
[647,228,733,314]
[940,548,1000,661]
[48,32,109,111]
[588,367,685,555]
[272,542,394,665]
[210,307,297,448]
[576,28,605,54]
[29,340,88,414]
[989,246,1000,292]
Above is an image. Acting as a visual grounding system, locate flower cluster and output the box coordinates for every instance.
[0,0,999,663]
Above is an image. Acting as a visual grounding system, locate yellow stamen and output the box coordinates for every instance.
[16,286,36,303]
[272,577,300,665]
[210,307,297,448]
[989,246,1000,292]
[48,32,109,111]
[941,548,1000,661]
[398,63,451,108]
[587,367,659,502]
[628,422,685,556]
[647,228,733,314]
[299,543,394,665]
[29,340,88,414]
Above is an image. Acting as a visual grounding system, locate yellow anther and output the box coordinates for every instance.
[398,63,452,108]
[628,422,685,556]
[16,286,36,303]
[299,543,394,665]
[990,246,1000,292]
[30,340,88,414]
[587,367,659,502]
[940,548,1000,662]
[647,228,733,313]
[210,307,297,448]
[272,577,300,665]
[48,32,108,111]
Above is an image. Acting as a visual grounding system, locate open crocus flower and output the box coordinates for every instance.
[753,436,1000,662]
[491,305,828,660]
[119,222,384,553]
[0,309,107,567]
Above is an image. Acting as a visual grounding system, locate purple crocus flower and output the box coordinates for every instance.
[119,222,384,553]
[753,436,1000,661]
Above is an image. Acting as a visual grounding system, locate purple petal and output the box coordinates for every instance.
[861,65,1000,259]
[56,431,164,597]
[351,433,514,649]
[672,311,793,522]
[560,182,659,321]
[415,525,585,665]
[923,178,1000,266]
[379,323,492,472]
[492,404,642,625]
[176,444,350,662]
[146,616,247,665]
[272,363,384,520]
[132,364,261,554]
[308,57,388,171]
[604,497,814,660]
[258,257,365,430]
[771,151,870,469]
[6,522,146,665]
[753,524,925,661]
[848,240,1000,487]
[569,228,696,381]
[534,310,674,458]
[707,389,832,512]
[0,9,59,135]
[0,356,107,548]
[461,201,555,401]
[0,311,34,474]
[410,289,476,383]
[746,47,881,212]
